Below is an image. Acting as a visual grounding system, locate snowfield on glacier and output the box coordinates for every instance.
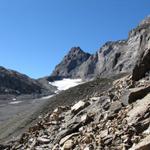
[49,78,83,91]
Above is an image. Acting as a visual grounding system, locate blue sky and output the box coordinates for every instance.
[0,0,149,78]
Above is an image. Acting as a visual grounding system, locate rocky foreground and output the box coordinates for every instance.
[1,71,150,150]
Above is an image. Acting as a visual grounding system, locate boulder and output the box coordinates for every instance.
[62,140,74,150]
[37,137,50,144]
[121,86,150,105]
[132,49,150,81]
[59,132,79,146]
[109,101,122,114]
[71,101,90,114]
[126,94,150,126]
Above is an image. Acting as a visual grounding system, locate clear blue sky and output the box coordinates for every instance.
[0,0,149,78]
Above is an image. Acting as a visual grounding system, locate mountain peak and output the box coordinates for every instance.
[139,15,150,26]
[70,46,82,52]
[68,47,88,55]
[50,47,91,80]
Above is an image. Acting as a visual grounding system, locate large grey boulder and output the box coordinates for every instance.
[132,48,150,81]
[121,85,150,105]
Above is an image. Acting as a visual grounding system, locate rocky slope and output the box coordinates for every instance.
[49,16,150,80]
[2,46,150,149]
[0,66,54,95]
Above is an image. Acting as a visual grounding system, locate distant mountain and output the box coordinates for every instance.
[0,66,53,95]
[49,16,150,80]
[49,47,91,81]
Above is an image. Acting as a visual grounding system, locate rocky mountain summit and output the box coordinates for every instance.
[49,16,150,80]
[50,47,91,81]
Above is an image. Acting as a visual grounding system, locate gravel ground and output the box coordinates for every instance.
[0,95,53,143]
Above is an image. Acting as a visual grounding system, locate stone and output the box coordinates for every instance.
[90,97,100,102]
[84,144,94,150]
[126,94,150,125]
[104,138,113,145]
[109,101,122,114]
[102,100,110,110]
[134,118,150,133]
[81,114,93,124]
[103,135,113,145]
[82,133,94,144]
[144,126,150,135]
[129,135,150,150]
[71,101,90,114]
[132,48,150,81]
[62,140,74,150]
[52,144,59,150]
[122,86,150,105]
[100,130,108,138]
[29,138,36,149]
[37,137,50,144]
[59,132,79,146]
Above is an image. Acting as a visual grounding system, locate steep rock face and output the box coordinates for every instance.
[0,66,43,94]
[78,17,150,79]
[50,47,91,80]
[50,16,150,80]
[131,18,150,80]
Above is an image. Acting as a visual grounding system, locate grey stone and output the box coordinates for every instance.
[122,86,150,105]
[37,137,50,144]
[130,135,150,150]
[109,101,122,114]
[59,132,79,146]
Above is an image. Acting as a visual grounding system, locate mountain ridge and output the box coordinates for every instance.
[48,16,150,81]
[0,66,54,96]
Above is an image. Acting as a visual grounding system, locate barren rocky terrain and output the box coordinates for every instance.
[3,71,150,150]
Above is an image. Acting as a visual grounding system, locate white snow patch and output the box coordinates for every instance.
[9,101,22,104]
[49,78,83,91]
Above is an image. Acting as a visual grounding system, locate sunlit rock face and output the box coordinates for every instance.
[49,16,150,81]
